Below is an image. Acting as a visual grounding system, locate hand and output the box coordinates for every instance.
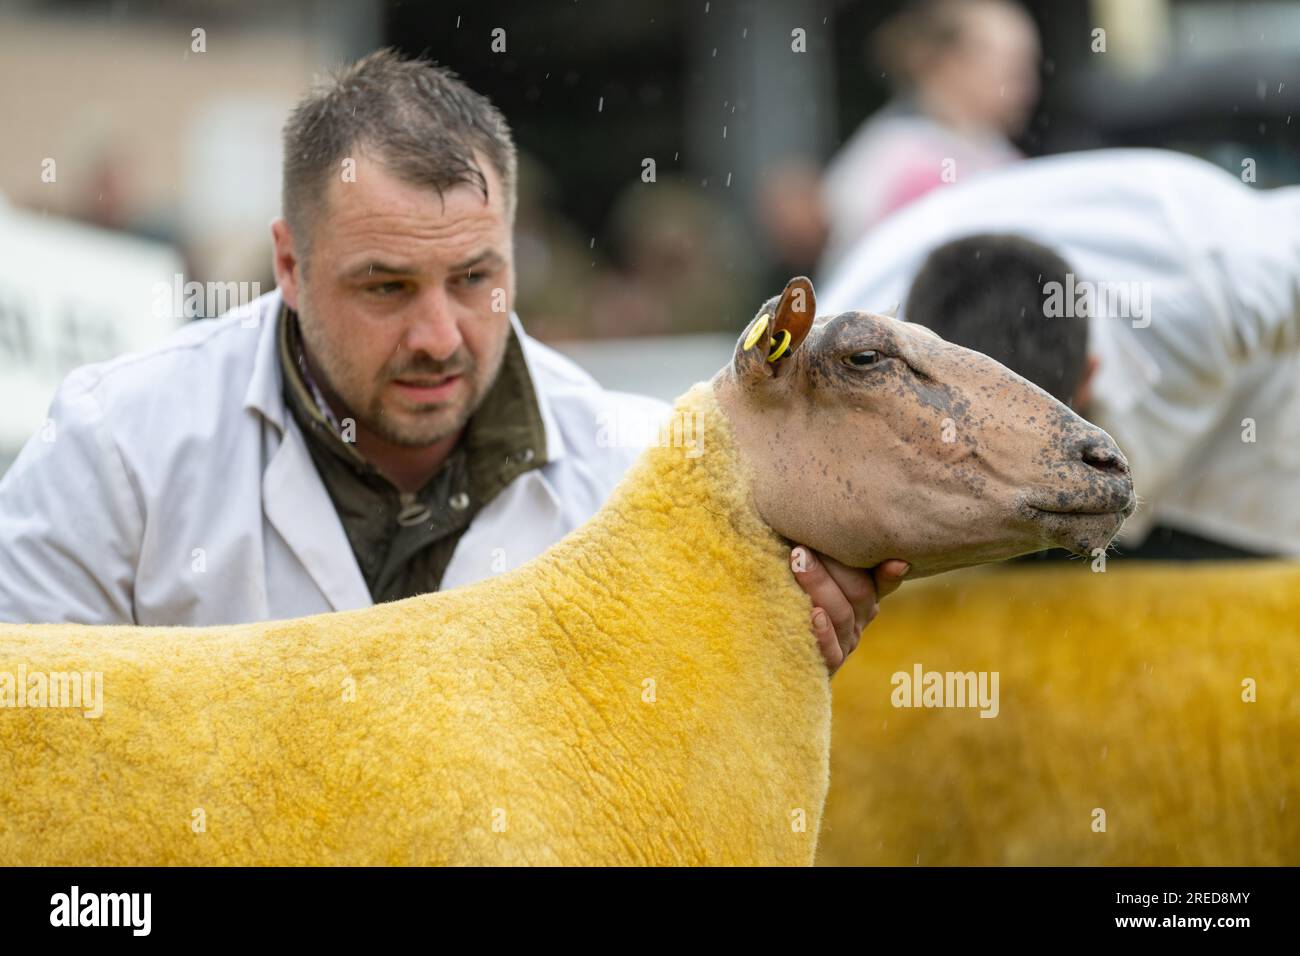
[790,547,910,677]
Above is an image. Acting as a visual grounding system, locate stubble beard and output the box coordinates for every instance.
[297,299,506,449]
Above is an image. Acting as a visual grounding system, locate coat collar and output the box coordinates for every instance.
[508,310,567,465]
[239,289,567,611]
[236,293,367,611]
[242,290,288,429]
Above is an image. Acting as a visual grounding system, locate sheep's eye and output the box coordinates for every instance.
[845,350,880,368]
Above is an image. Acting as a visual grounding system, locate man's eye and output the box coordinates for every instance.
[844,350,881,368]
[367,281,407,296]
[459,270,487,287]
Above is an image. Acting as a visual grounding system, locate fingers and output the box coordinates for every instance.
[872,559,912,601]
[816,552,885,626]
[811,606,845,676]
[791,547,867,631]
[791,547,871,673]
[791,548,912,677]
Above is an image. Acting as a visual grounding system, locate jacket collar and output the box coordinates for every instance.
[238,289,570,612]
[508,310,566,466]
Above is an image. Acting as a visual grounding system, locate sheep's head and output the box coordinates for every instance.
[712,276,1136,577]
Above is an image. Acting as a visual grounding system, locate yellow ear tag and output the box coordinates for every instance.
[743,313,770,351]
[766,329,792,363]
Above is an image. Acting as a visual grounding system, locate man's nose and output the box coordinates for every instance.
[404,288,463,359]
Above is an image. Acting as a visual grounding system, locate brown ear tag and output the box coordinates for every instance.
[767,276,816,364]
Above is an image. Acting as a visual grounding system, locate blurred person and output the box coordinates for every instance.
[821,148,1300,559]
[507,153,593,340]
[819,0,1040,271]
[78,147,133,234]
[755,159,830,277]
[586,180,758,338]
[67,141,183,251]
[0,50,904,674]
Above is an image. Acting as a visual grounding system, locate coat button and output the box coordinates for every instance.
[449,491,470,511]
[516,447,535,464]
[396,499,432,527]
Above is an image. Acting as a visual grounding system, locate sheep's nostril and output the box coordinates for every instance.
[1079,440,1129,477]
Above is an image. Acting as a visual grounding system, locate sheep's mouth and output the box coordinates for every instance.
[1030,500,1135,517]
[1026,505,1132,557]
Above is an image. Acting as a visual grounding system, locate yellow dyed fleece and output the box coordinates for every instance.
[818,562,1300,866]
[0,382,829,866]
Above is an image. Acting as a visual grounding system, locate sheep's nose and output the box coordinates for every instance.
[1076,435,1129,478]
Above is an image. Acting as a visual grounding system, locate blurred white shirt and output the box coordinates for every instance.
[821,149,1300,555]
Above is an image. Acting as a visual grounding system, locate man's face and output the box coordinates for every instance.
[283,153,514,448]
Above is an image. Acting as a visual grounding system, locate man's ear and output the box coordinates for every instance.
[732,276,817,384]
[271,218,302,312]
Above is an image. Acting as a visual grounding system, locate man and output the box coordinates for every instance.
[0,50,904,673]
[821,148,1300,557]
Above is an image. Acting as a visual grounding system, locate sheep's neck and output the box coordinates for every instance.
[525,382,812,655]
[450,380,831,865]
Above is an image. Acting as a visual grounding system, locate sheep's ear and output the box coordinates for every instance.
[773,276,816,356]
[732,276,817,384]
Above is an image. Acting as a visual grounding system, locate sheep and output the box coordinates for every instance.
[817,562,1300,866]
[0,277,1135,865]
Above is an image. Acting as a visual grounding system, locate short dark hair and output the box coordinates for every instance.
[282,48,517,261]
[904,233,1088,403]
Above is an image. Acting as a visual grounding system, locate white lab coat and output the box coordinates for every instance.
[0,290,672,625]
[820,149,1300,554]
